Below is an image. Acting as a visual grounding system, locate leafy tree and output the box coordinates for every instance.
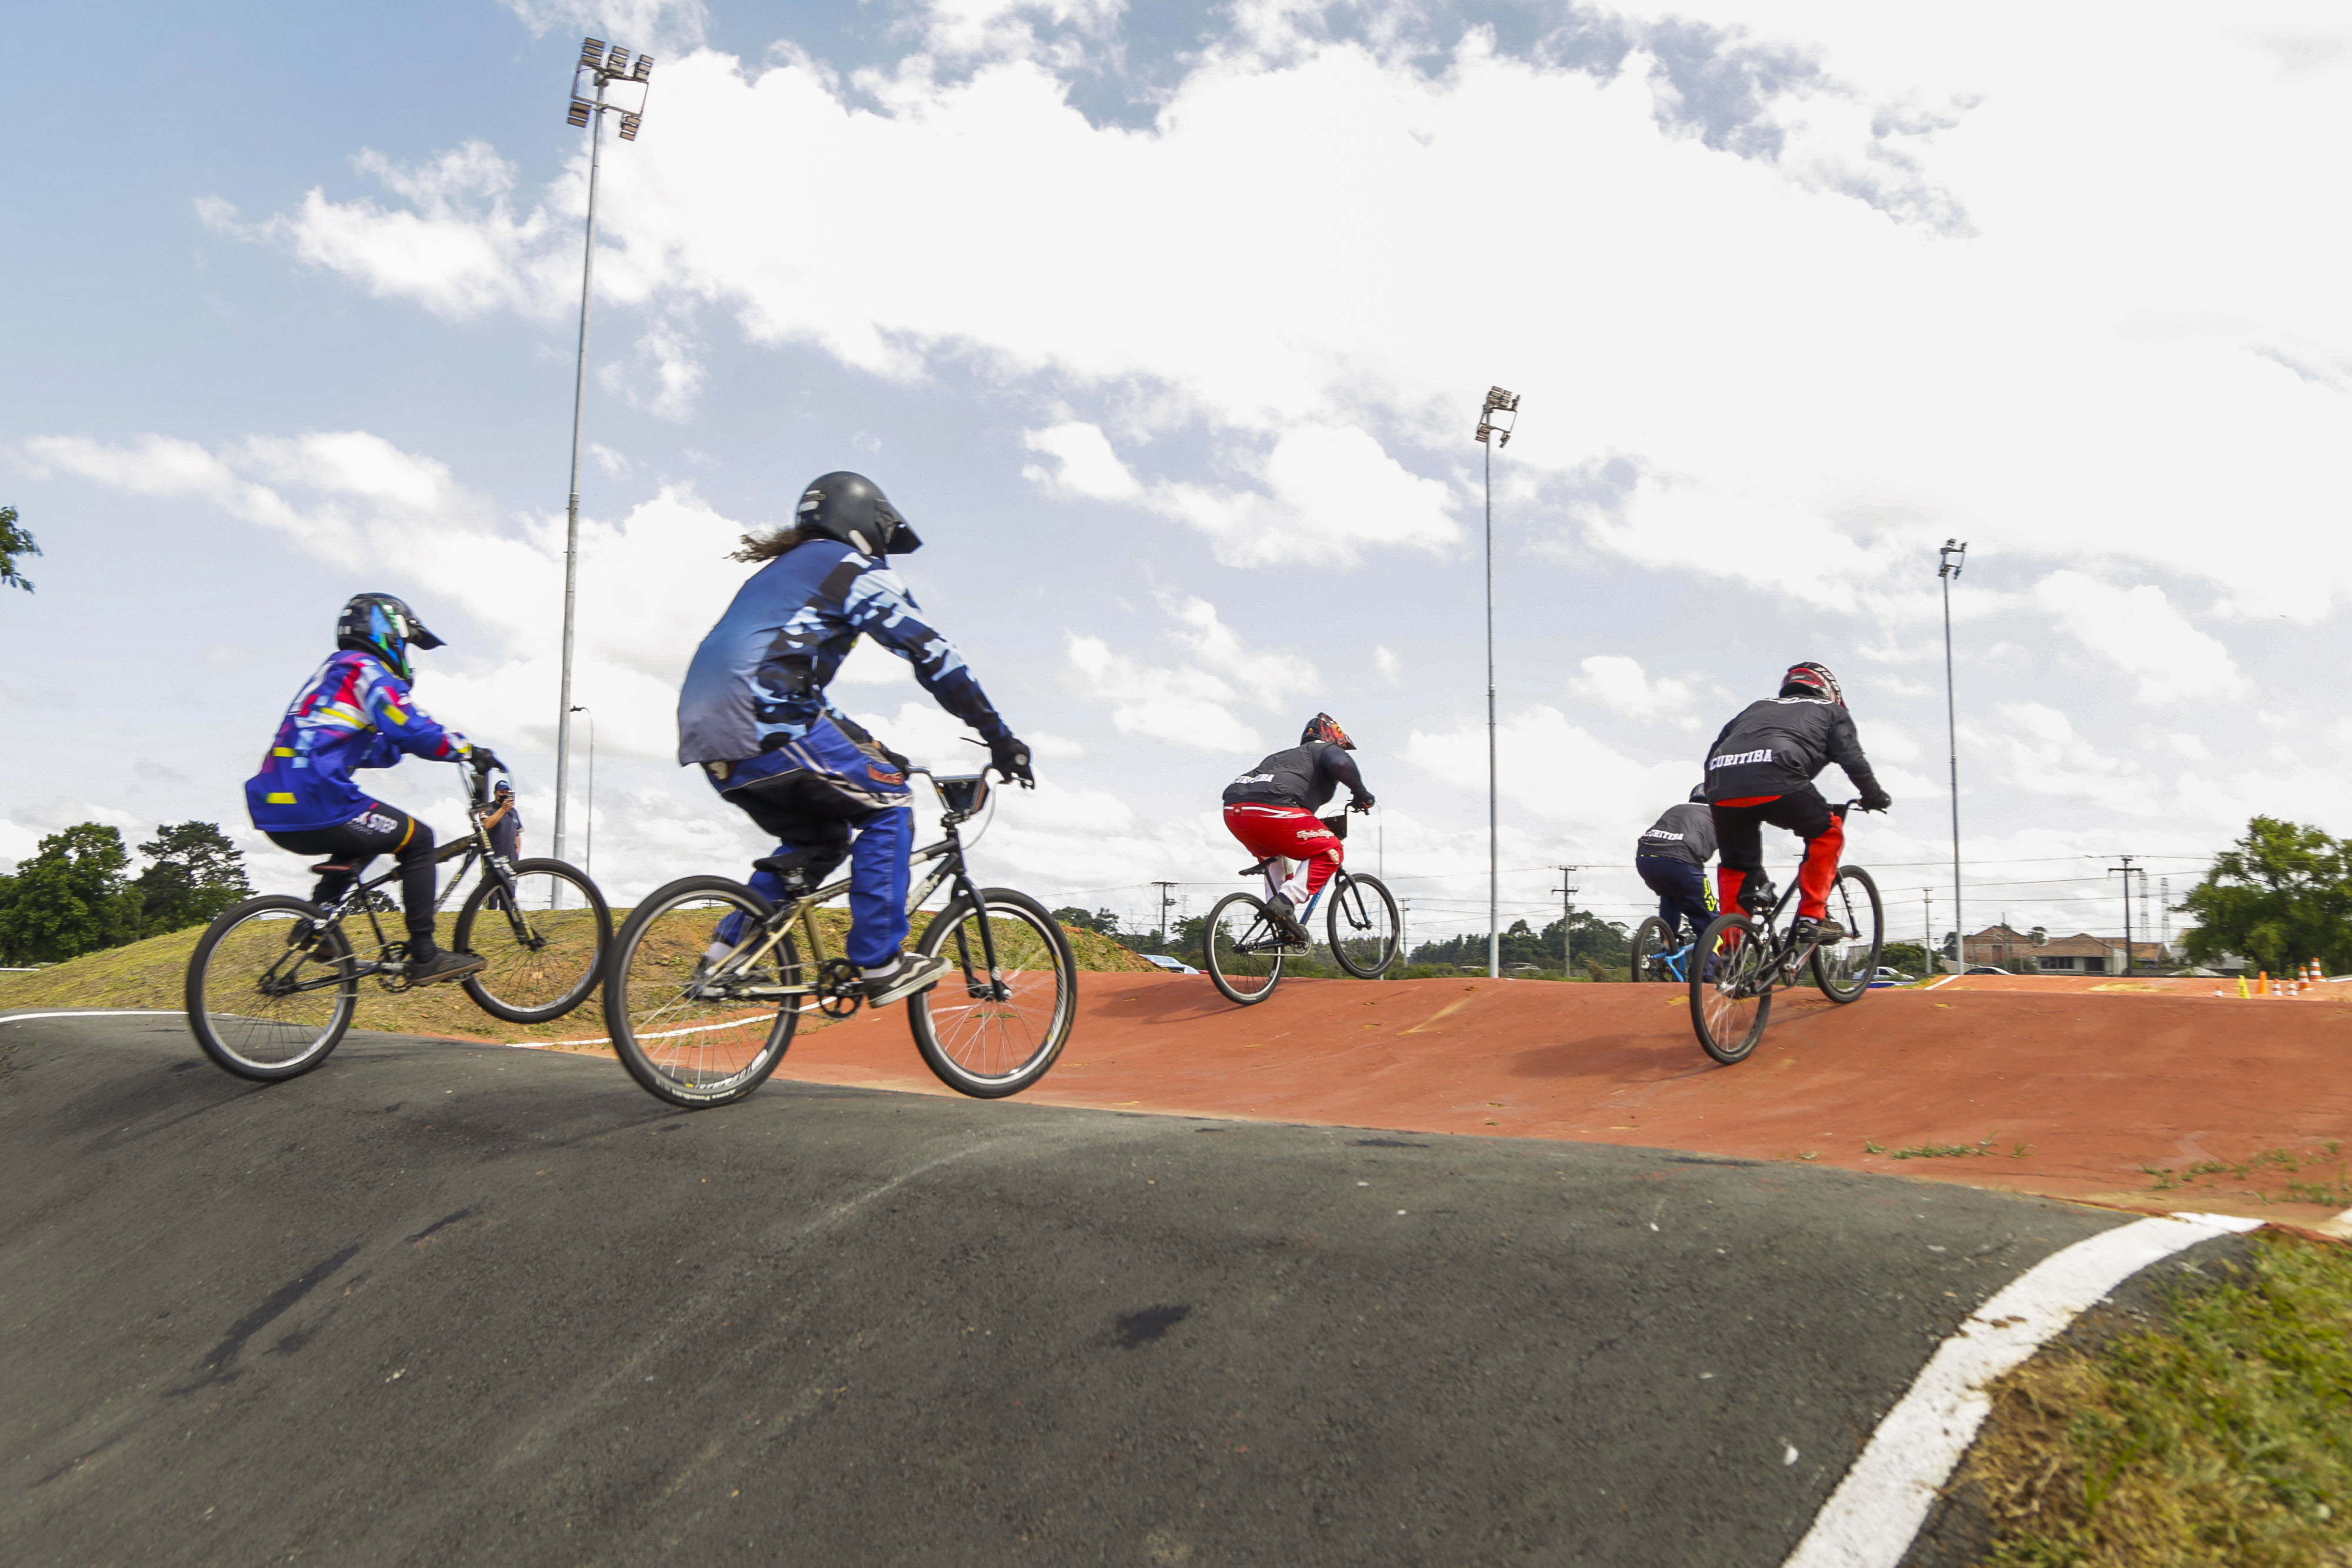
[1410,912,1631,974]
[2178,817,2352,975]
[0,824,138,964]
[132,821,253,935]
[1881,941,1930,975]
[0,505,36,592]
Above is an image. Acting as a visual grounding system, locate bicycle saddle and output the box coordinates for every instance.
[1238,857,1278,876]
[308,860,361,874]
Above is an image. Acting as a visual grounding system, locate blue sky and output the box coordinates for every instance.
[5,0,2348,951]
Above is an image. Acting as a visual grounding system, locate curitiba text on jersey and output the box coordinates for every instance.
[1709,748,1775,768]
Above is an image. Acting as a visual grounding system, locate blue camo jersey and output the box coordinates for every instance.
[245,651,472,831]
[676,539,1008,764]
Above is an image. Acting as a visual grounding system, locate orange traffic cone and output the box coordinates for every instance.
[2258,970,2270,995]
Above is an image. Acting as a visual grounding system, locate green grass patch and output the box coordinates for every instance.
[0,903,1151,1048]
[1863,1135,2032,1160]
[1967,1232,2352,1567]
[2140,1144,2352,1208]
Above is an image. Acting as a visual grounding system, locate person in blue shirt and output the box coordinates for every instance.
[677,472,1033,1006]
[245,594,503,985]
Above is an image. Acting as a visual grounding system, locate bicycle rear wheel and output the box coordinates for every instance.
[1630,916,1674,982]
[1204,892,1284,1006]
[1811,865,1885,1004]
[1690,911,1773,1065]
[1326,872,1401,978]
[184,897,358,1080]
[908,888,1076,1098]
[453,858,612,1024]
[603,877,800,1108]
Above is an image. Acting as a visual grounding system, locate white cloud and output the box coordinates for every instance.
[2030,571,2245,703]
[1570,654,1696,722]
[1060,594,1324,751]
[601,317,706,421]
[1021,421,1141,501]
[1970,701,2163,818]
[499,0,708,52]
[1406,704,1694,840]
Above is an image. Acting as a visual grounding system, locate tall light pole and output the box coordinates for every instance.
[1475,386,1520,981]
[1937,539,1967,971]
[570,704,596,878]
[552,37,652,878]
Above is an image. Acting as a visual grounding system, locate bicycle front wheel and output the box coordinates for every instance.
[453,857,612,1024]
[184,897,358,1080]
[1204,891,1284,1006]
[603,877,800,1108]
[1812,865,1885,1004]
[908,888,1077,1098]
[1690,911,1773,1065]
[1327,872,1401,978]
[1630,916,1674,983]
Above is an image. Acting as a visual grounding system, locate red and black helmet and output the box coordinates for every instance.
[1779,661,1844,707]
[1301,713,1355,750]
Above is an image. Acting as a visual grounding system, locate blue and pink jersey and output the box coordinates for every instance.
[245,651,470,831]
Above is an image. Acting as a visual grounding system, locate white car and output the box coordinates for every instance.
[1138,954,1201,975]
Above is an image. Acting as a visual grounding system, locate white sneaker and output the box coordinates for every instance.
[862,951,953,1007]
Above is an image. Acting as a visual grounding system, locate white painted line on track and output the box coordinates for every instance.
[1781,1209,2264,1568]
[2,1009,186,1023]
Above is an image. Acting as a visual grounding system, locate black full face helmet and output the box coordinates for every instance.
[1301,713,1355,750]
[335,593,443,681]
[794,472,923,558]
[1779,661,1845,707]
[1689,784,1708,804]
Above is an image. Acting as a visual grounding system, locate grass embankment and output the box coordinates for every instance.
[0,907,1151,1046]
[1966,1231,2352,1566]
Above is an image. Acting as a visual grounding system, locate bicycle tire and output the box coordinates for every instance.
[1327,872,1401,978]
[1690,911,1773,1065]
[184,896,358,1080]
[603,877,800,1108]
[907,887,1076,1098]
[453,857,612,1024]
[1811,865,1885,1004]
[1630,916,1675,983]
[1204,891,1284,1006]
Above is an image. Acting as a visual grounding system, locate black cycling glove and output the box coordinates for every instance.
[469,747,506,775]
[988,734,1035,788]
[1860,786,1892,813]
[1351,793,1377,811]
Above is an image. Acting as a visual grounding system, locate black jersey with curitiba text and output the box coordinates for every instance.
[1702,697,1883,803]
[1222,741,1369,811]
[1635,803,1717,865]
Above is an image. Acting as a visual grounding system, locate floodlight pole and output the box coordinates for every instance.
[552,38,652,888]
[571,705,595,877]
[1475,387,1519,981]
[1938,540,1967,970]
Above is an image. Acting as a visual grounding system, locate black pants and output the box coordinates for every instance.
[267,805,439,947]
[1710,784,1842,919]
[1636,855,1713,941]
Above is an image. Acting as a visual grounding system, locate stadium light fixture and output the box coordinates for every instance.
[1937,539,1966,971]
[1474,386,1520,981]
[552,38,653,879]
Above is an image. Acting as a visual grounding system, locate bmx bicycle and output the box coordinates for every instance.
[602,767,1075,1108]
[1688,801,1884,1064]
[184,763,613,1081]
[1629,885,1720,984]
[1201,810,1401,1006]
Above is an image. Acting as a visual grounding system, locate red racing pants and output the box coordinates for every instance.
[1712,787,1843,921]
[1223,803,1344,905]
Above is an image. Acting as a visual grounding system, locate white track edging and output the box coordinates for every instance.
[1,1009,186,1023]
[1781,1210,2263,1568]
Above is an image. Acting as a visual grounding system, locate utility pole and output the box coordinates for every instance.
[2159,875,2171,957]
[1938,540,1967,972]
[2107,855,2138,977]
[1552,867,1579,978]
[1922,888,1934,960]
[1474,386,1520,981]
[1151,881,1180,951]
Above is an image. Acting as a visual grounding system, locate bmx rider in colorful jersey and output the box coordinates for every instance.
[1700,661,1890,945]
[676,471,1033,1008]
[1635,785,1717,946]
[1221,714,1376,941]
[244,593,503,986]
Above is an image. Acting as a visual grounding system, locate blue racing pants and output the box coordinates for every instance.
[704,717,914,970]
[1636,854,1712,944]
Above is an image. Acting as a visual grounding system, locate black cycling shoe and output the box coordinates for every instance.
[1790,916,1847,945]
[408,948,487,985]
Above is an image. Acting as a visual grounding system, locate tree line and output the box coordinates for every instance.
[0,822,253,967]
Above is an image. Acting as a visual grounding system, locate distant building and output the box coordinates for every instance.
[1959,924,2171,974]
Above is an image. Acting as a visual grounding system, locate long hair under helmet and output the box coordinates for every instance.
[795,472,923,558]
[1779,661,1844,707]
[336,593,443,682]
[1301,713,1355,750]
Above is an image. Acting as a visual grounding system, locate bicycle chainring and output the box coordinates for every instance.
[815,957,864,1019]
[375,941,413,994]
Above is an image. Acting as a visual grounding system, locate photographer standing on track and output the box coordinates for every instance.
[676,471,1034,1008]
[1701,662,1890,944]
[1635,785,1717,945]
[1221,714,1375,942]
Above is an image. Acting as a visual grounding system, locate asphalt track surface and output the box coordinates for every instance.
[4,1011,2141,1567]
